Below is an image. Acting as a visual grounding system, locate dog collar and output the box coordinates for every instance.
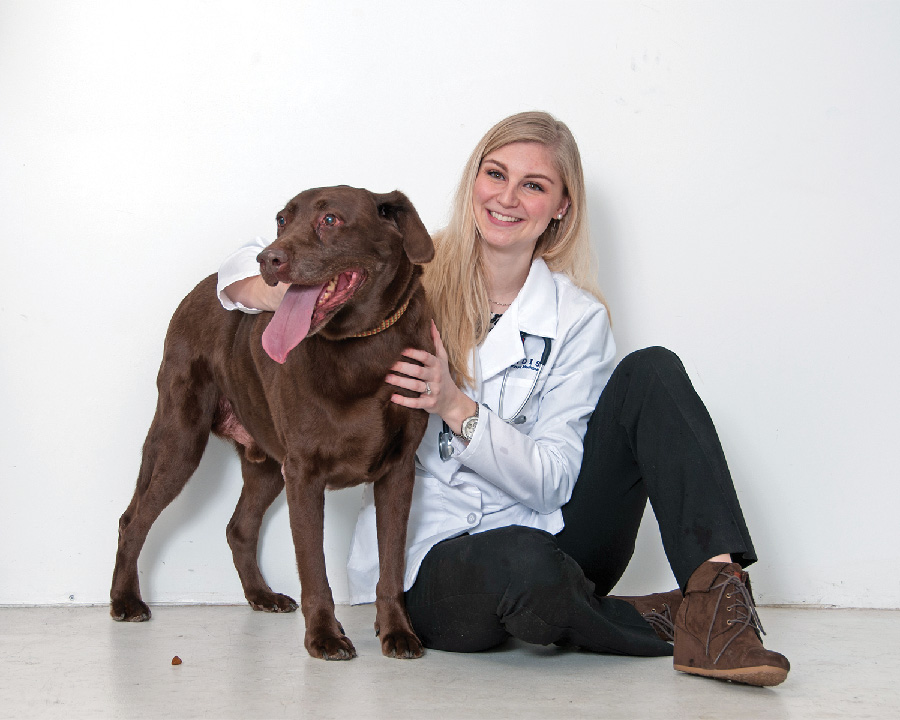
[349,298,411,338]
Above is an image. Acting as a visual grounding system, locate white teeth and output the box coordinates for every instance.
[490,210,520,222]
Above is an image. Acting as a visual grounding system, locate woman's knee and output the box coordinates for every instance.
[498,529,591,601]
[495,531,594,646]
[619,346,684,376]
[406,527,574,653]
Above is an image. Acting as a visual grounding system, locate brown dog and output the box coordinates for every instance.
[110,186,433,660]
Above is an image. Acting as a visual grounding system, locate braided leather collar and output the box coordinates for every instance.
[348,298,411,338]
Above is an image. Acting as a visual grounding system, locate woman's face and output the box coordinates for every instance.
[472,141,569,256]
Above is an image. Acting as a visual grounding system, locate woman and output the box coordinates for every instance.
[218,111,790,686]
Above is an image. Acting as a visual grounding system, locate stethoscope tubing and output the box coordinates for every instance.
[497,335,552,424]
[439,334,552,460]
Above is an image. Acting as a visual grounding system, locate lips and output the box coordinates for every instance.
[488,210,522,223]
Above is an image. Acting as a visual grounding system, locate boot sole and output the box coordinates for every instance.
[674,663,788,687]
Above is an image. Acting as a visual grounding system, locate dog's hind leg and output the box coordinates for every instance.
[110,365,217,622]
[226,455,298,613]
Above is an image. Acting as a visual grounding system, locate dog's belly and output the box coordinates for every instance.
[215,390,407,488]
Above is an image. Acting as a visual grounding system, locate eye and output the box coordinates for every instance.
[317,212,342,230]
[524,181,545,192]
[486,169,504,180]
[276,215,286,227]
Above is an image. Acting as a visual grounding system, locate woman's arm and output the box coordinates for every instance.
[216,237,287,312]
[224,276,289,312]
[387,293,615,514]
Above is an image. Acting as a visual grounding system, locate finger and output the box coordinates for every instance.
[399,347,435,365]
[385,373,427,393]
[389,393,426,409]
[390,361,427,379]
[430,321,448,361]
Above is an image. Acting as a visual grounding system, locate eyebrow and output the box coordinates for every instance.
[482,158,557,184]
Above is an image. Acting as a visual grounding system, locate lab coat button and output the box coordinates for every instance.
[466,513,477,525]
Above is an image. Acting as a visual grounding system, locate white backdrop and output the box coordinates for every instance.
[2,1,898,609]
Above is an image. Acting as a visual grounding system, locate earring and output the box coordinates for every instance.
[557,213,563,220]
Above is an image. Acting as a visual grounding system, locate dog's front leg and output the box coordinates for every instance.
[283,462,356,660]
[373,467,424,659]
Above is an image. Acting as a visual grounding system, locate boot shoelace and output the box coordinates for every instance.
[642,604,675,642]
[706,571,766,664]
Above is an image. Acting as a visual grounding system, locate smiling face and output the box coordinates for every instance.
[472,141,570,257]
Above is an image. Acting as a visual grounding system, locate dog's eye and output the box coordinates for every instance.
[276,215,286,227]
[318,213,342,229]
[378,204,390,218]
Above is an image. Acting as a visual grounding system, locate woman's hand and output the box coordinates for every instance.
[224,276,289,312]
[386,321,478,434]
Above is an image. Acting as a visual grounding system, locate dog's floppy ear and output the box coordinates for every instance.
[373,190,435,264]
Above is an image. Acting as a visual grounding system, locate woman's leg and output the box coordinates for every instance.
[404,526,672,656]
[556,346,755,592]
[556,346,788,686]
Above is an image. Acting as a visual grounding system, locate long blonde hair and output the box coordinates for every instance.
[425,111,606,387]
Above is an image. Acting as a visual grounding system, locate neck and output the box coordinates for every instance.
[484,247,533,306]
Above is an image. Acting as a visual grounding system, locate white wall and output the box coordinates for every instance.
[2,1,898,609]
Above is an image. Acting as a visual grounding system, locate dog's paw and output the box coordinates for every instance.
[380,630,425,660]
[247,591,299,614]
[110,595,151,622]
[305,630,357,661]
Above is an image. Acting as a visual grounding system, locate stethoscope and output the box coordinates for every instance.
[439,333,552,461]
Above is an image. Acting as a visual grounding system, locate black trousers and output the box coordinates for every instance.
[404,347,756,656]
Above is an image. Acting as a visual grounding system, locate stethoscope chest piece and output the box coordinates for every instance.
[438,428,455,461]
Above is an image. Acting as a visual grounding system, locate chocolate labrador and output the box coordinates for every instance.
[110,186,433,660]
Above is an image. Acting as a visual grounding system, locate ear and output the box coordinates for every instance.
[372,190,435,264]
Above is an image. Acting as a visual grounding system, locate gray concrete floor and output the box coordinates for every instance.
[1,604,897,719]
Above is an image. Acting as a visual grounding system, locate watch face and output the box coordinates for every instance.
[461,415,478,441]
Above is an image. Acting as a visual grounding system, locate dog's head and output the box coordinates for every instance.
[257,186,433,363]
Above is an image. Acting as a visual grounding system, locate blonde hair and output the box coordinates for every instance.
[424,111,607,387]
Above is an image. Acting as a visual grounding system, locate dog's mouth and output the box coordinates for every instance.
[262,269,366,364]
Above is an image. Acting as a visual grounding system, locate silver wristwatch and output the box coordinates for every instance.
[457,405,480,442]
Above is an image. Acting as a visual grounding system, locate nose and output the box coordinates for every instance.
[257,247,290,284]
[497,183,519,208]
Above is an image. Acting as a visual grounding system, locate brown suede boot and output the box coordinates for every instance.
[609,589,683,642]
[674,562,790,687]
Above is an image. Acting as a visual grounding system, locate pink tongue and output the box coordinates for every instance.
[261,283,325,364]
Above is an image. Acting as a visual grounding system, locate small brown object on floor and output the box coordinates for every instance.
[171,656,182,666]
[110,186,434,661]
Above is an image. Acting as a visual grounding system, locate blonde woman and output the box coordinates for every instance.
[219,112,789,686]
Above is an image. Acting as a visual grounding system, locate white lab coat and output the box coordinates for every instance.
[216,239,616,605]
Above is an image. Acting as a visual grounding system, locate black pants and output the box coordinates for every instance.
[404,347,756,656]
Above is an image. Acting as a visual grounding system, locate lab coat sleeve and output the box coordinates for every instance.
[216,236,271,312]
[454,303,616,514]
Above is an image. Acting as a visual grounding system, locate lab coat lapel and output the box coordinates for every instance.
[477,259,559,383]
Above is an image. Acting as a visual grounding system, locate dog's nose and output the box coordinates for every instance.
[258,248,289,275]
